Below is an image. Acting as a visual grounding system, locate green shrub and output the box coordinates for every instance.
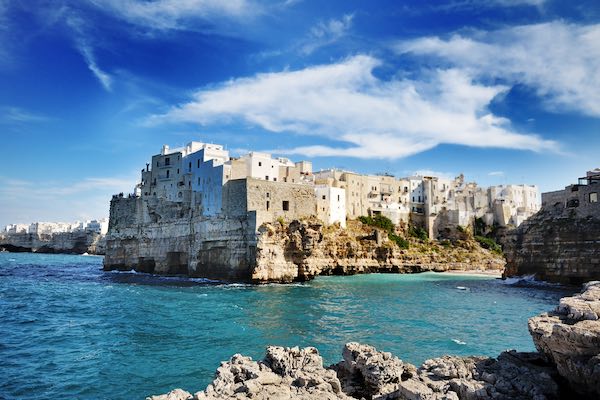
[474,217,486,236]
[388,233,409,249]
[359,215,395,233]
[474,235,502,254]
[408,226,428,241]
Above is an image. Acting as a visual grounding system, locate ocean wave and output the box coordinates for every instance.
[451,339,467,345]
[500,275,563,287]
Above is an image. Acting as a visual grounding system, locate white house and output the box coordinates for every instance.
[315,185,346,228]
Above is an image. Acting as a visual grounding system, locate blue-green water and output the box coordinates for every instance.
[0,253,574,399]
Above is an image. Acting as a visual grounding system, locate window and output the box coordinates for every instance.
[590,192,598,203]
[266,193,270,198]
[282,201,290,211]
[265,176,269,180]
[177,169,179,174]
[166,170,170,178]
[337,195,340,201]
[197,159,200,168]
[165,157,170,166]
[189,162,191,171]
[258,162,262,167]
[322,195,326,200]
[273,178,277,182]
[198,177,201,185]
[266,201,270,210]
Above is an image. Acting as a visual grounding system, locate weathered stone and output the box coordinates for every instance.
[146,388,193,400]
[529,281,600,397]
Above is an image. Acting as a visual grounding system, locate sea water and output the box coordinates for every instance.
[0,253,574,399]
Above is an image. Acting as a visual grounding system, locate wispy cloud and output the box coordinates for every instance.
[149,55,558,159]
[396,21,600,117]
[88,0,258,31]
[64,12,113,91]
[0,106,51,124]
[300,14,353,55]
[488,171,505,176]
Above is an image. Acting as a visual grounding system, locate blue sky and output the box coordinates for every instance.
[1,0,599,227]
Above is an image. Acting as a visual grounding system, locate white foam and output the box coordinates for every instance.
[500,274,562,287]
[451,339,467,345]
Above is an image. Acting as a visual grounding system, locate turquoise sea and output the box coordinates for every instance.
[0,253,574,399]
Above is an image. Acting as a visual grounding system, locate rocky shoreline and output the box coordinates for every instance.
[149,282,600,400]
[0,231,106,255]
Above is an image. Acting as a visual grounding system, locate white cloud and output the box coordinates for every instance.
[396,21,600,117]
[301,14,353,55]
[488,171,505,176]
[77,43,113,91]
[87,0,257,31]
[149,55,557,159]
[64,12,113,91]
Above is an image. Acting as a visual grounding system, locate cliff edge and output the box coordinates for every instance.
[253,218,504,282]
[148,282,600,400]
[503,199,600,284]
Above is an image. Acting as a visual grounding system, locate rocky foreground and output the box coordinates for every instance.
[148,282,600,400]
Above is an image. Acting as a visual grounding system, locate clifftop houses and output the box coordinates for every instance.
[131,141,540,238]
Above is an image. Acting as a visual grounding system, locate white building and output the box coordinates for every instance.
[4,224,29,235]
[315,185,346,228]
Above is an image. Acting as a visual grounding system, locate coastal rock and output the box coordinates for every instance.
[0,231,105,255]
[529,281,600,397]
[253,219,505,283]
[192,346,351,400]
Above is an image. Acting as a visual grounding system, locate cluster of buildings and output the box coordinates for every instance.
[3,219,109,236]
[133,141,541,238]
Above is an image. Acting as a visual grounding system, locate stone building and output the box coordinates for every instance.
[541,168,600,218]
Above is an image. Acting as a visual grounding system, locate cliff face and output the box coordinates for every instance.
[149,283,600,400]
[502,201,600,284]
[0,231,105,255]
[104,197,504,282]
[253,219,505,282]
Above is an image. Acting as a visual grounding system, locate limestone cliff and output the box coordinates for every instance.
[502,200,600,284]
[148,282,600,399]
[253,219,505,283]
[104,197,504,282]
[0,231,105,255]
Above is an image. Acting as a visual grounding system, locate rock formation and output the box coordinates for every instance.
[502,187,600,284]
[148,283,600,400]
[0,231,105,255]
[253,219,504,282]
[104,195,504,282]
[529,281,600,397]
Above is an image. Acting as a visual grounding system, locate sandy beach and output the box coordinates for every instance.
[437,269,504,278]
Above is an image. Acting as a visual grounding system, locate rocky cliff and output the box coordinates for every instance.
[253,219,505,282]
[0,231,105,255]
[104,198,504,282]
[148,282,600,400]
[502,200,600,284]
